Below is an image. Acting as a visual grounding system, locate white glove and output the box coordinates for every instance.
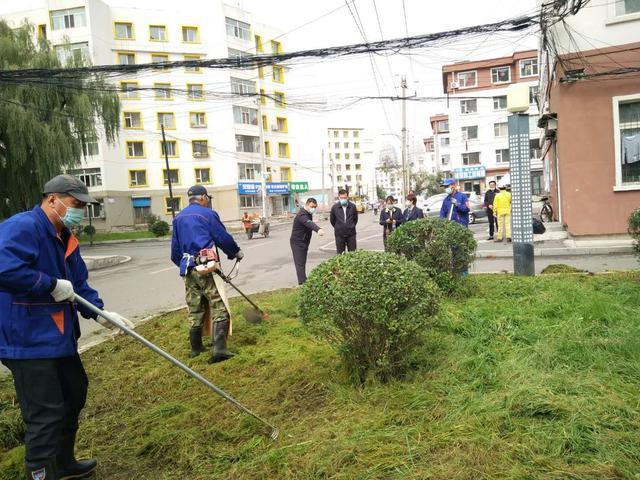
[318,229,325,236]
[450,198,458,206]
[235,250,245,261]
[51,279,74,302]
[98,311,135,334]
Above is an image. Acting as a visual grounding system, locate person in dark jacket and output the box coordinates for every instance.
[0,175,131,480]
[329,189,358,254]
[403,193,424,222]
[290,198,324,284]
[483,180,499,240]
[171,185,244,362]
[379,195,404,250]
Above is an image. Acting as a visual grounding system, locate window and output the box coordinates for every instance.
[344,142,349,149]
[343,131,349,138]
[280,167,291,182]
[51,8,86,30]
[278,142,290,158]
[228,48,251,69]
[129,170,147,187]
[54,42,89,64]
[149,25,167,41]
[531,171,543,196]
[616,0,640,15]
[456,71,477,88]
[355,164,362,170]
[258,66,265,79]
[230,77,256,95]
[160,141,178,157]
[184,55,201,73]
[335,165,342,172]
[126,141,145,158]
[262,115,268,130]
[334,142,339,149]
[520,58,539,77]
[440,137,450,147]
[132,197,151,223]
[38,24,47,39]
[272,65,284,82]
[86,201,103,219]
[274,91,286,107]
[259,89,266,105]
[68,167,102,187]
[162,168,180,185]
[491,66,510,83]
[496,149,510,163]
[354,142,360,149]
[271,40,282,54]
[82,138,99,156]
[192,140,209,157]
[494,122,508,137]
[346,175,352,182]
[240,195,262,208]
[255,34,263,52]
[530,139,542,160]
[225,17,251,40]
[190,112,206,128]
[276,117,288,132]
[154,83,172,100]
[438,120,449,132]
[187,84,204,101]
[461,125,478,140]
[264,141,271,156]
[123,111,142,129]
[114,22,134,40]
[493,95,507,110]
[233,106,258,125]
[462,152,480,165]
[355,153,361,160]
[353,130,359,138]
[345,164,351,170]
[335,153,341,160]
[441,154,450,165]
[165,196,182,214]
[117,52,135,65]
[460,99,477,114]
[121,82,139,99]
[151,53,169,64]
[182,26,199,43]
[195,168,212,184]
[238,163,261,180]
[337,175,343,182]
[157,112,176,130]
[529,85,539,105]
[345,153,350,160]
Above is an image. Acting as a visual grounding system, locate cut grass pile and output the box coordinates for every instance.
[1,273,640,479]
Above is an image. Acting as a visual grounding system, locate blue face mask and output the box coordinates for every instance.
[308,207,317,215]
[56,199,85,227]
[339,199,348,206]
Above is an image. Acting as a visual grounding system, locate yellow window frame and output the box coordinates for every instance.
[164,195,183,214]
[280,167,291,182]
[128,169,148,188]
[278,142,290,158]
[262,115,268,130]
[191,139,209,157]
[116,50,136,65]
[159,140,179,158]
[162,168,181,185]
[255,34,263,52]
[120,81,140,100]
[189,111,207,128]
[156,112,176,130]
[260,88,266,105]
[151,52,169,64]
[258,66,264,79]
[272,65,284,83]
[274,90,286,107]
[187,83,205,101]
[194,167,212,185]
[114,21,135,40]
[181,25,200,43]
[184,54,202,74]
[123,111,143,129]
[271,40,282,54]
[149,24,168,42]
[125,140,146,159]
[264,141,270,157]
[153,82,173,101]
[276,116,288,133]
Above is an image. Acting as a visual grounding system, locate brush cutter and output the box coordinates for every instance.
[74,293,279,440]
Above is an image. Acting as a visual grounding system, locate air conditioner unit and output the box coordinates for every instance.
[450,81,459,89]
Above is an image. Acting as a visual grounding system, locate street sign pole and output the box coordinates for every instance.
[508,113,535,276]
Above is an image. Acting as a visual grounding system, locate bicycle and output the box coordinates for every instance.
[539,196,554,223]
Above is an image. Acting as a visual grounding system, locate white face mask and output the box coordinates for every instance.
[445,187,453,195]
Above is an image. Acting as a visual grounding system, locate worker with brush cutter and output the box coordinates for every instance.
[0,175,134,480]
[171,185,244,363]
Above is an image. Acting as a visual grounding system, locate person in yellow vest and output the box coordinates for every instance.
[493,184,512,242]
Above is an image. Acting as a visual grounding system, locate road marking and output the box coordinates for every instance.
[243,240,273,250]
[149,266,176,275]
[319,232,381,251]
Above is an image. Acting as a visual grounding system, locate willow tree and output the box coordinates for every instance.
[0,20,120,217]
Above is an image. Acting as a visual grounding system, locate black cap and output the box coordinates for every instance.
[43,174,98,204]
[187,185,210,197]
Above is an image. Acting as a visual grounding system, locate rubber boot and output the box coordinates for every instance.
[56,432,97,480]
[26,457,58,480]
[209,318,235,363]
[189,326,207,358]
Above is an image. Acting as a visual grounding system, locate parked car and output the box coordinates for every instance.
[421,192,487,224]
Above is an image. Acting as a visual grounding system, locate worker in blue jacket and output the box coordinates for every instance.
[0,175,130,480]
[439,178,470,227]
[171,185,244,362]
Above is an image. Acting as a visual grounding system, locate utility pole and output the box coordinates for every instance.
[401,75,408,199]
[256,97,268,219]
[321,148,326,206]
[161,124,175,220]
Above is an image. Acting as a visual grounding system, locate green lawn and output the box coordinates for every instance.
[78,230,158,244]
[1,273,640,479]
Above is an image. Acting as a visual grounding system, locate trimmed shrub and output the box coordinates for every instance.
[150,220,170,237]
[299,250,440,382]
[146,214,161,230]
[83,225,96,237]
[386,217,477,292]
[629,208,640,261]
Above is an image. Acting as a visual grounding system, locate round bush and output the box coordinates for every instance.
[83,225,96,237]
[628,208,640,261]
[299,250,440,382]
[386,217,477,292]
[150,220,170,237]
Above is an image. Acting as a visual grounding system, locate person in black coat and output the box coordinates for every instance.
[483,180,499,240]
[329,189,359,254]
[290,198,324,284]
[379,195,404,250]
[403,193,424,222]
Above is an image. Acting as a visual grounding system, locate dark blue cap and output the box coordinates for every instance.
[187,185,210,197]
[441,178,456,186]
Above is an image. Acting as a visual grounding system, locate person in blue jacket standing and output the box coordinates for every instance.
[171,185,244,362]
[403,193,424,222]
[0,175,130,480]
[439,178,470,227]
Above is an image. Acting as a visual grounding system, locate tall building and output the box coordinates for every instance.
[431,50,543,195]
[376,144,401,199]
[327,128,374,198]
[1,0,304,229]
[537,0,640,236]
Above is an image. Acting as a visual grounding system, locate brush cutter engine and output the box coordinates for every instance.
[194,248,220,274]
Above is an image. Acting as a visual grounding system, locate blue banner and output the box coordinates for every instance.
[266,182,290,195]
[237,182,261,195]
[454,166,486,180]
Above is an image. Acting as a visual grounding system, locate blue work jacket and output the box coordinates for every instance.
[440,192,470,227]
[170,203,240,275]
[0,206,103,359]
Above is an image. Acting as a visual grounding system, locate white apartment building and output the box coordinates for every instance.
[1,0,301,229]
[432,50,544,195]
[327,128,374,198]
[376,143,401,200]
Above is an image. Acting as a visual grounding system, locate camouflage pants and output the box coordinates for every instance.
[184,269,228,329]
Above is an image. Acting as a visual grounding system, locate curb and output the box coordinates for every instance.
[476,245,634,258]
[84,255,132,271]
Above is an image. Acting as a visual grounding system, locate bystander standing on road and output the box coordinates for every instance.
[330,189,358,254]
[493,184,512,243]
[403,193,424,222]
[484,180,500,240]
[440,178,470,227]
[380,195,404,250]
[290,198,325,284]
